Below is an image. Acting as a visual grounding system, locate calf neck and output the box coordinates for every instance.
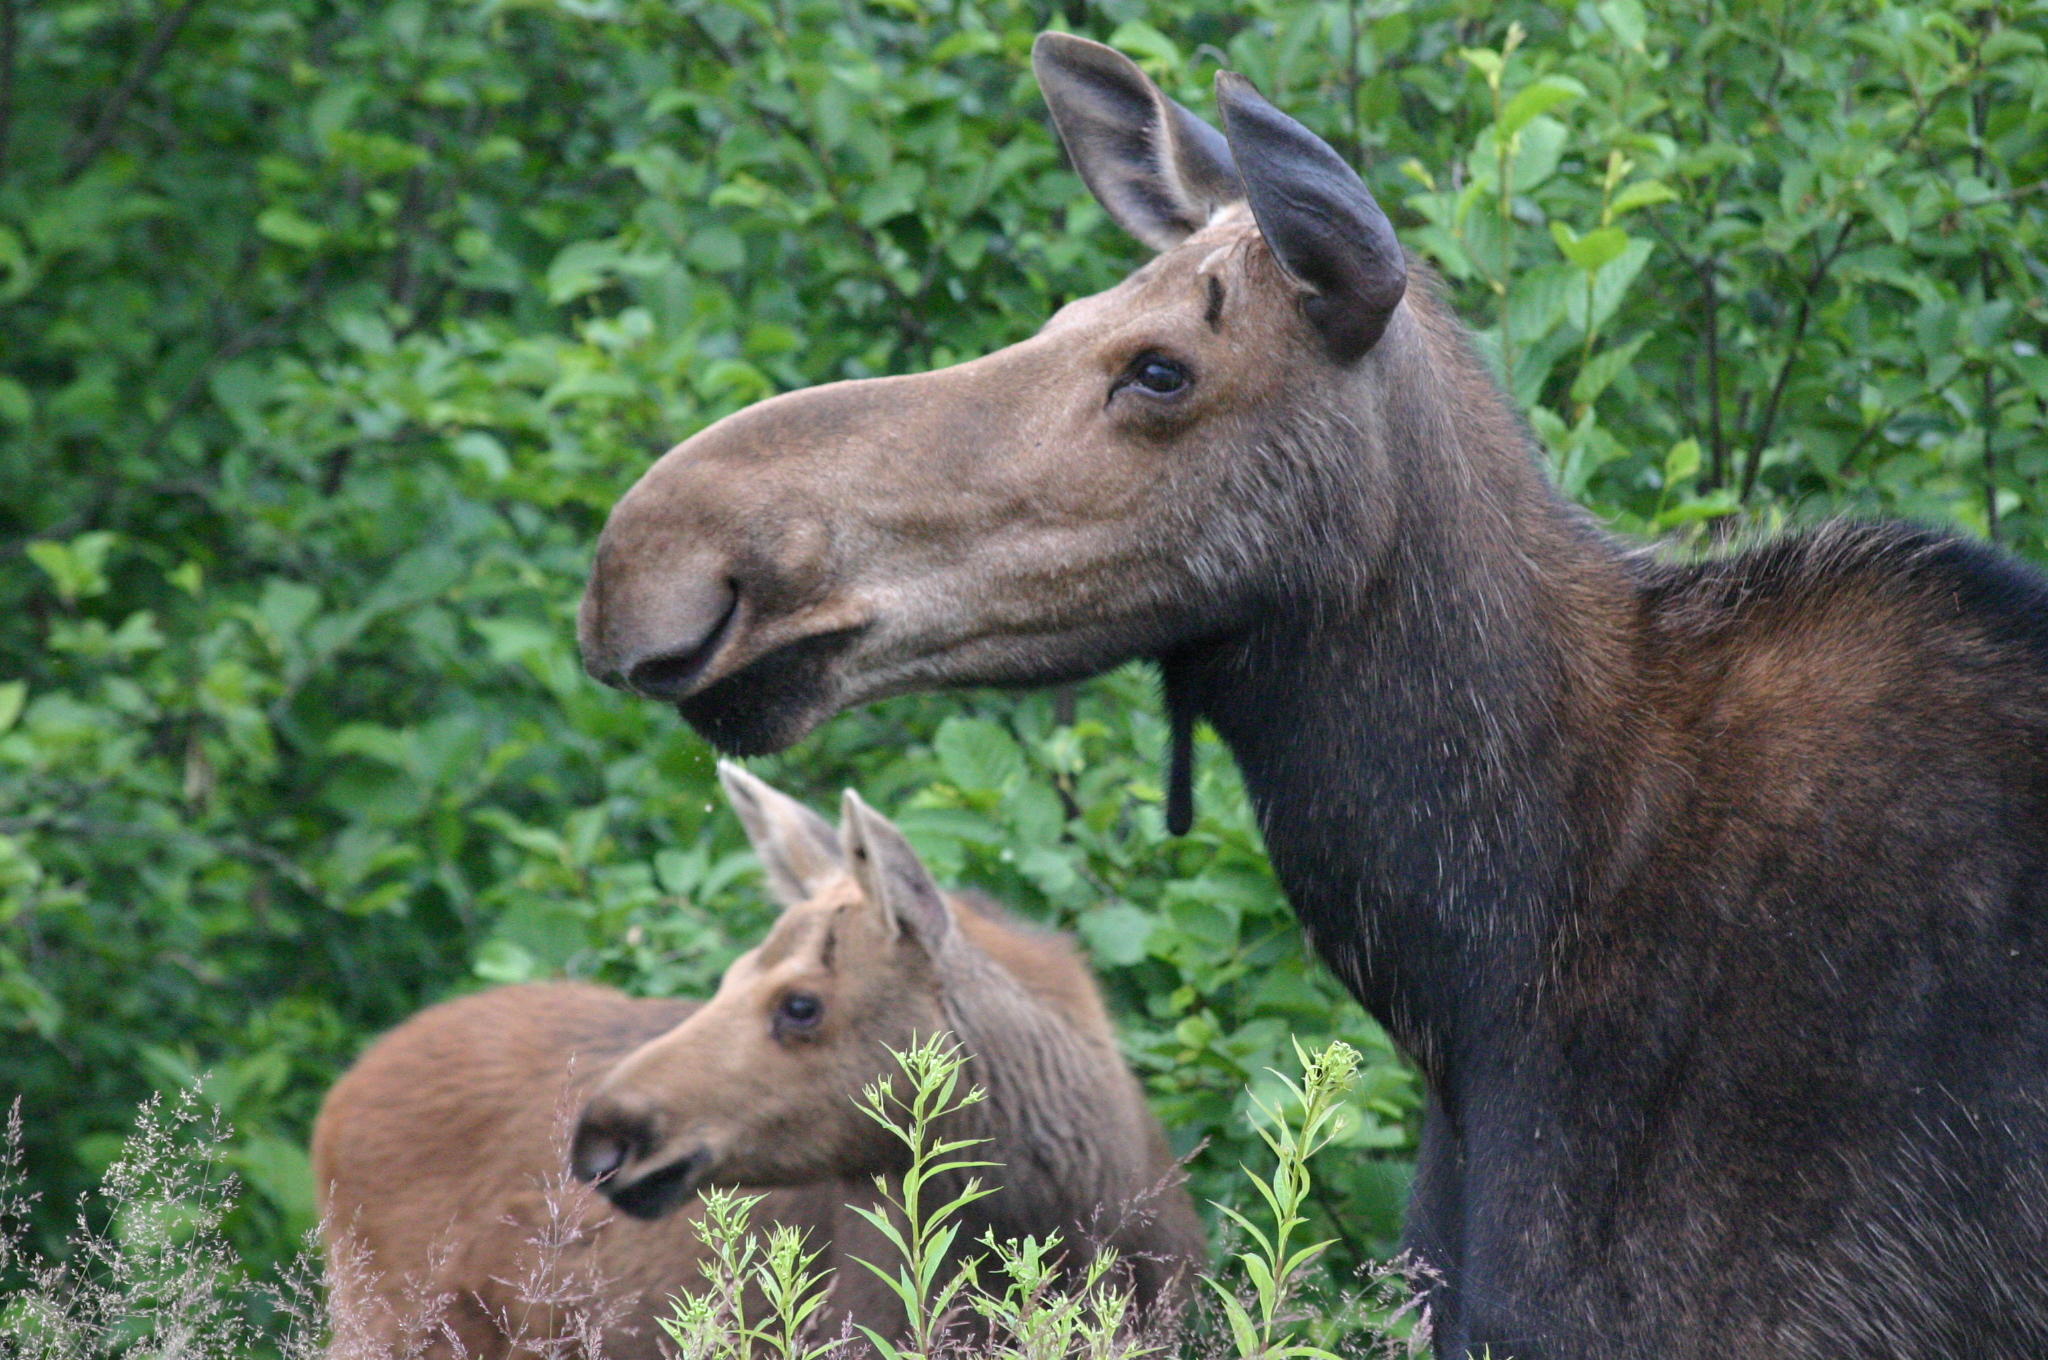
[580,33,2048,1359]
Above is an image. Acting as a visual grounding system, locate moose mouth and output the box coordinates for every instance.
[674,625,865,756]
[603,1147,712,1221]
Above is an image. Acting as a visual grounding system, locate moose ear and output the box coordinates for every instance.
[839,791,952,953]
[1033,32,1240,252]
[1215,72,1406,362]
[718,762,843,906]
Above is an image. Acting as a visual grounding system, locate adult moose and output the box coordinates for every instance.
[577,32,2048,1359]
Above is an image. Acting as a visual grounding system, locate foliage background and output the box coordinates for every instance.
[2,0,2043,1329]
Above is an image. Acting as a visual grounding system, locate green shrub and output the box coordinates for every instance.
[0,1045,1385,1359]
[2,0,2042,1323]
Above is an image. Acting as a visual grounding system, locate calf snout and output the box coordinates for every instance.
[571,1093,713,1221]
[570,1096,657,1185]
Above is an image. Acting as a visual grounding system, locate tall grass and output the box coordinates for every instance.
[0,1044,1424,1358]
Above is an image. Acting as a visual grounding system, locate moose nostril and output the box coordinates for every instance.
[570,1118,639,1184]
[624,584,740,702]
[576,1136,625,1183]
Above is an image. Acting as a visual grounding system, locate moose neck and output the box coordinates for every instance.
[1163,303,1643,1093]
[931,946,1144,1250]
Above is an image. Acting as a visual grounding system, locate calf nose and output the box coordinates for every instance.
[571,1101,655,1184]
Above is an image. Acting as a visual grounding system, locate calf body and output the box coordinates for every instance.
[576,32,2048,1358]
[312,982,867,1359]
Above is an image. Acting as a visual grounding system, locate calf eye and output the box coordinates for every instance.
[1114,353,1191,400]
[773,991,823,1040]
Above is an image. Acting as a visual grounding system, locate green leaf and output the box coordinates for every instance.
[26,532,116,603]
[1552,223,1630,272]
[1459,47,1504,85]
[1570,333,1650,406]
[1663,437,1703,487]
[255,208,327,249]
[1511,116,1568,192]
[684,226,745,272]
[472,939,536,984]
[451,431,511,480]
[933,716,1027,795]
[547,239,627,304]
[1077,902,1154,966]
[0,375,31,426]
[1609,179,1679,217]
[1500,76,1585,138]
[1106,21,1183,73]
[1598,0,1649,49]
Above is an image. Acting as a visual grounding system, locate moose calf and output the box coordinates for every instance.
[314,765,1203,1358]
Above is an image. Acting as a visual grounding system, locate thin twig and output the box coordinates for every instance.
[0,813,320,895]
[1738,217,1857,502]
[0,0,19,179]
[62,0,205,180]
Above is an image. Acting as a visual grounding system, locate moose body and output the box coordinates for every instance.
[316,768,1202,1358]
[575,32,2048,1358]
[313,981,869,1359]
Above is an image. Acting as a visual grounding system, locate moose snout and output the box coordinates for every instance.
[578,529,740,700]
[570,1097,657,1185]
[616,581,739,702]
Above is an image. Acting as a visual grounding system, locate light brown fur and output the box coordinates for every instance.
[571,772,1206,1331]
[315,771,1203,1358]
[312,981,868,1359]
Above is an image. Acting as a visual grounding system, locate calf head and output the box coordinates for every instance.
[570,765,964,1220]
[579,33,1410,755]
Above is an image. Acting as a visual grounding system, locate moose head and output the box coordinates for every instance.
[578,34,1422,759]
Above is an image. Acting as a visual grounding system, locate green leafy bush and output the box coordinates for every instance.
[2,0,2042,1327]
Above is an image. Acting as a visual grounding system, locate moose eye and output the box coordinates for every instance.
[1115,354,1191,400]
[773,991,823,1039]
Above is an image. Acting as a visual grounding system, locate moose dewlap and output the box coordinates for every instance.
[578,30,2048,1360]
[313,766,1202,1359]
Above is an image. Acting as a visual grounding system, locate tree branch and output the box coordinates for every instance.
[62,0,205,181]
[1737,217,1857,503]
[0,0,18,179]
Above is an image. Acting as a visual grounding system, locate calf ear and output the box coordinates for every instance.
[1215,72,1406,362]
[1033,32,1240,252]
[839,791,952,954]
[718,762,842,906]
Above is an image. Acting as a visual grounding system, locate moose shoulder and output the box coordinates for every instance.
[579,32,2048,1360]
